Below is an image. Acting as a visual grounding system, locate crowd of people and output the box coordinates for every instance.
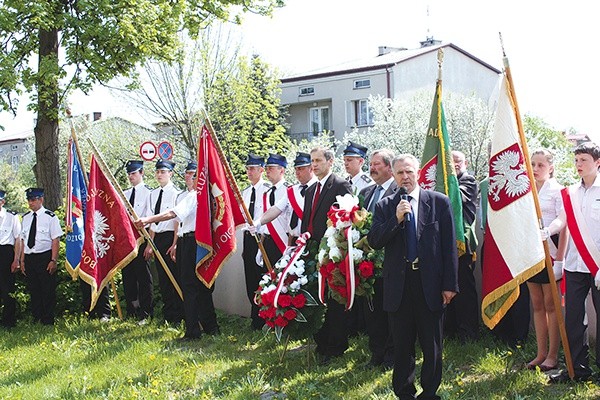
[2,140,600,398]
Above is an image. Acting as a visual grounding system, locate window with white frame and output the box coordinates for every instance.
[353,79,371,89]
[310,106,329,134]
[347,99,373,127]
[10,144,18,151]
[299,86,315,96]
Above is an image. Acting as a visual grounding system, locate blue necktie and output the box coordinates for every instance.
[406,196,418,262]
[368,185,383,214]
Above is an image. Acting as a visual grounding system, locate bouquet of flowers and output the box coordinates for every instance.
[255,234,324,341]
[317,193,384,309]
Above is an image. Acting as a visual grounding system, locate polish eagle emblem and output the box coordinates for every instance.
[488,144,530,210]
[92,210,115,258]
[418,155,438,191]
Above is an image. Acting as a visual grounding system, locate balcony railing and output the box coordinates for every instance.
[288,130,335,143]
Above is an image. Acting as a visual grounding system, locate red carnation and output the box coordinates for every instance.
[283,309,297,320]
[275,315,289,327]
[291,293,306,308]
[261,291,275,307]
[263,306,277,319]
[266,320,275,328]
[358,261,374,278]
[278,294,292,308]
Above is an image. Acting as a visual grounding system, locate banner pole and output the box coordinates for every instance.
[500,34,574,379]
[66,109,123,318]
[86,138,184,301]
[201,110,273,272]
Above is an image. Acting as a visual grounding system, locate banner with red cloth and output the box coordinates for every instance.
[195,124,246,287]
[79,155,143,310]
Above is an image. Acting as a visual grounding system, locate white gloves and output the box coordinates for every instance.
[248,220,261,236]
[595,270,600,291]
[552,260,563,281]
[540,227,550,241]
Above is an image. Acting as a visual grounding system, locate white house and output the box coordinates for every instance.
[280,40,501,142]
[0,129,34,167]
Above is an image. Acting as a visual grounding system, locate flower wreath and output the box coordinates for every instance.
[254,233,325,341]
[317,193,384,309]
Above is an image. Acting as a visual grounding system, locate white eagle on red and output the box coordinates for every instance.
[92,210,115,258]
[489,150,530,202]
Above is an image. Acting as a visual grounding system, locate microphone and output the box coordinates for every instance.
[398,186,411,222]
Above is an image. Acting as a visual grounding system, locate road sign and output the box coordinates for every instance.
[157,141,174,160]
[139,141,157,161]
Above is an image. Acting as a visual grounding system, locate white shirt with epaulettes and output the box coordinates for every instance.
[0,208,21,245]
[20,206,63,254]
[241,179,271,231]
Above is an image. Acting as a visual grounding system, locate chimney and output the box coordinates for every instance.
[93,112,102,121]
[420,36,442,48]
[378,46,407,56]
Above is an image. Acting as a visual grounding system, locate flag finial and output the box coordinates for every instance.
[437,48,444,80]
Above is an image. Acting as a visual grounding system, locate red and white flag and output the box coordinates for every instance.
[481,75,545,329]
[79,155,143,310]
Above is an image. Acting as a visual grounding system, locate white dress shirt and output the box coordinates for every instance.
[0,208,21,245]
[147,181,180,233]
[21,206,63,254]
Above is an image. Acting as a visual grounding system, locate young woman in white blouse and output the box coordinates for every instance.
[526,149,567,371]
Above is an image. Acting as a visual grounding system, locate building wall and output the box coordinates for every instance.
[392,48,500,104]
[280,46,501,143]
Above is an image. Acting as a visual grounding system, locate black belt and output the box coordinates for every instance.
[183,232,195,238]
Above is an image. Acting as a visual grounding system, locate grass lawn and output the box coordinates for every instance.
[1,311,599,399]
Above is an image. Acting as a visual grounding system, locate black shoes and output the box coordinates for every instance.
[548,370,593,384]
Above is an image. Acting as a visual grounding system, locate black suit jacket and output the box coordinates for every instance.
[368,188,459,312]
[301,173,352,243]
[360,181,398,211]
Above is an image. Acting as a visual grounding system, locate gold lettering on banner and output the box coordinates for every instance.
[86,188,115,208]
[427,127,439,137]
[81,249,97,270]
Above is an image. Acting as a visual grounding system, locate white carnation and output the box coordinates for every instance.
[299,276,308,285]
[329,246,342,261]
[352,248,364,262]
[324,226,337,238]
[318,249,327,264]
[290,281,301,291]
[351,229,360,244]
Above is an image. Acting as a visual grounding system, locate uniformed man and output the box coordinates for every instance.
[0,189,22,328]
[252,152,317,245]
[343,141,373,336]
[241,154,271,330]
[20,188,63,325]
[144,159,184,325]
[260,153,290,266]
[122,160,154,322]
[344,141,373,194]
[134,161,220,340]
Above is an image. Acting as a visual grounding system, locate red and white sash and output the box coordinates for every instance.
[263,190,288,253]
[561,186,600,276]
[287,186,303,220]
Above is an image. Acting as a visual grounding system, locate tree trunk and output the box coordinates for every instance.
[34,28,61,211]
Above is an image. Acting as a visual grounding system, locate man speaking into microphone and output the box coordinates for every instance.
[368,153,458,400]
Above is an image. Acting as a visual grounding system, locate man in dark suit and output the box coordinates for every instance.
[301,146,352,363]
[360,148,397,369]
[368,154,458,400]
[445,150,480,342]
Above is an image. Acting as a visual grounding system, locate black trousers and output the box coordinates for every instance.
[178,234,218,337]
[314,293,349,357]
[121,242,153,319]
[79,280,111,319]
[243,232,264,329]
[389,267,443,400]
[24,251,56,325]
[154,232,184,324]
[0,245,16,327]
[564,270,600,377]
[262,234,283,267]
[444,253,479,341]
[363,276,393,365]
